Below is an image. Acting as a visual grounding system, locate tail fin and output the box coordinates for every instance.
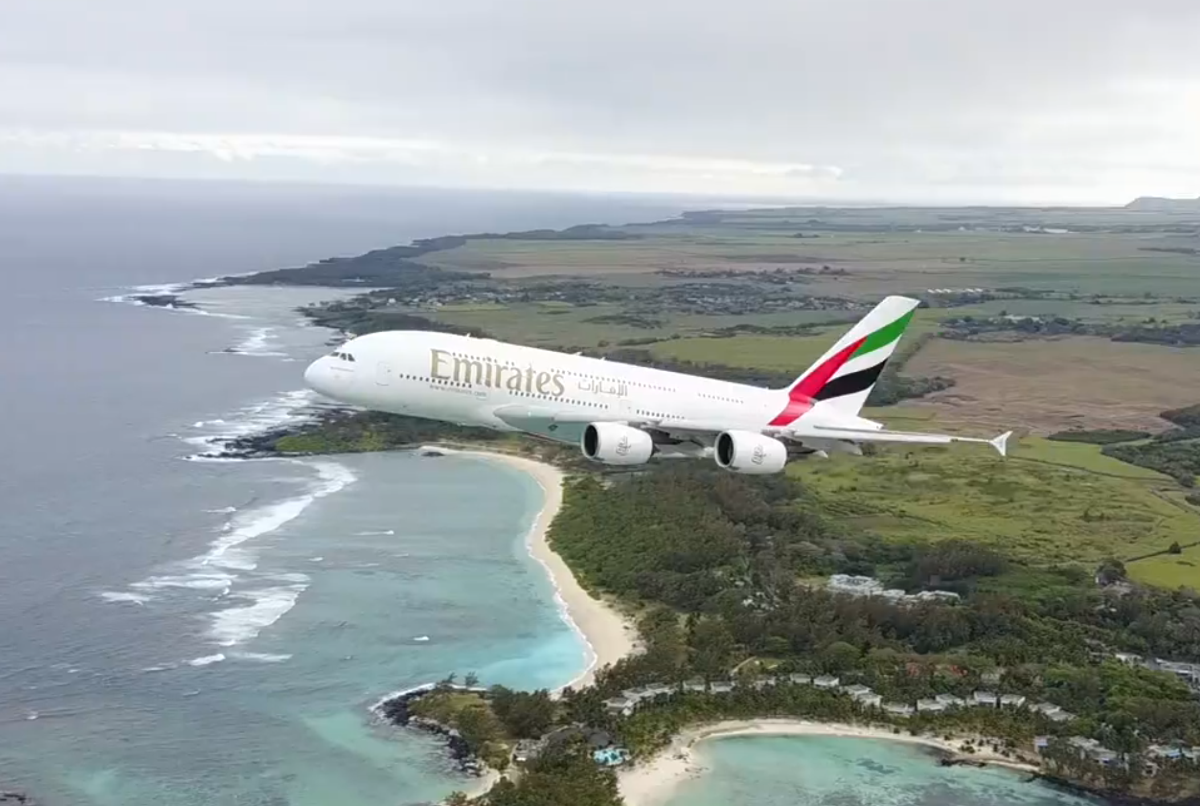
[770,295,920,425]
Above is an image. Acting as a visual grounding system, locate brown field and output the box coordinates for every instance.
[897,336,1200,434]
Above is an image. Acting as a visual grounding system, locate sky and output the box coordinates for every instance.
[2,0,1199,203]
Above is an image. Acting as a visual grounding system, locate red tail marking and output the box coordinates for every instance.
[767,337,865,427]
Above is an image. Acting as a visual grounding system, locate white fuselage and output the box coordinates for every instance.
[303,330,790,438]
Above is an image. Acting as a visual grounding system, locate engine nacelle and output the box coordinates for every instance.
[714,430,788,475]
[581,422,655,466]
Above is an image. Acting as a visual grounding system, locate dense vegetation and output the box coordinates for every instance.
[942,313,1200,349]
[449,738,622,806]
[412,682,558,772]
[1098,405,1200,486]
[1047,429,1151,445]
[548,465,1200,665]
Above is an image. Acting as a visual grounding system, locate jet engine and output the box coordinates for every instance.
[581,422,655,465]
[714,430,788,475]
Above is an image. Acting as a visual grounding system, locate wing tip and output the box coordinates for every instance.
[991,430,1014,457]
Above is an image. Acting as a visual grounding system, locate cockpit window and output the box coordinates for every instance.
[327,351,356,362]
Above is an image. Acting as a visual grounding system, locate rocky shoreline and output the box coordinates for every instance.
[129,293,201,310]
[376,686,490,778]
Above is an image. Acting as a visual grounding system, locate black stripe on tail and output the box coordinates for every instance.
[812,361,887,401]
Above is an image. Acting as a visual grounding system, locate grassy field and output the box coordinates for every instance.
[645,311,945,372]
[794,436,1200,589]
[421,219,1200,298]
[899,336,1200,434]
[427,303,857,349]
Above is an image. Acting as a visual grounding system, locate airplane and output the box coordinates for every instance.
[302,295,1012,474]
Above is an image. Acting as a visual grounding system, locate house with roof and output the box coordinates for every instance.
[710,681,735,694]
[883,702,914,717]
[788,674,812,686]
[916,698,947,713]
[603,696,635,717]
[935,694,966,708]
[513,739,544,763]
[981,670,1003,686]
[1000,694,1027,708]
[972,691,999,707]
[813,675,840,689]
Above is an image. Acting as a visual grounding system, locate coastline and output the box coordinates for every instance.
[455,448,640,691]
[616,719,1041,806]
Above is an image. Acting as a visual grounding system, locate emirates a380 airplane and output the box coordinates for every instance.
[303,295,1012,474]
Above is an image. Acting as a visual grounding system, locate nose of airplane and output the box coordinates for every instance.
[304,356,338,397]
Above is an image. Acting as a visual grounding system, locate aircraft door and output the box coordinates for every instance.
[375,361,393,386]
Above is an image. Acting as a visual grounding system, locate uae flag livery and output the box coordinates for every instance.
[769,297,919,427]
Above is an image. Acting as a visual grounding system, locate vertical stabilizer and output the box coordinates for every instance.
[768,295,920,426]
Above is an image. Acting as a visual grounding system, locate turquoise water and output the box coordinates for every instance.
[664,736,1100,806]
[6,451,585,806]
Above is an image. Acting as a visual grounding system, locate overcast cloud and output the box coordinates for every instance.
[1,0,1198,202]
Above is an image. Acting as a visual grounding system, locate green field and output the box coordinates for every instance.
[422,209,1200,298]
[795,435,1200,588]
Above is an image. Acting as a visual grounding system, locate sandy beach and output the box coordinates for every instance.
[457,449,640,691]
[617,719,1041,806]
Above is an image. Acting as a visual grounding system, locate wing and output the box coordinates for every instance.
[490,404,1012,458]
[788,424,1013,457]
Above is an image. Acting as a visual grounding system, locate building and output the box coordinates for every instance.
[513,739,544,763]
[935,694,966,708]
[972,691,999,707]
[1000,694,1027,708]
[913,590,962,603]
[813,676,841,689]
[883,702,914,717]
[788,674,812,686]
[916,698,946,713]
[603,696,635,717]
[825,574,960,606]
[828,574,883,595]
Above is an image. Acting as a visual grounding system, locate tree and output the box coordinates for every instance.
[1168,541,1183,555]
[821,641,861,674]
[689,618,736,680]
[465,671,481,687]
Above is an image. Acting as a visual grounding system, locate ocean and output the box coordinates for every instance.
[0,177,684,806]
[0,175,1103,806]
